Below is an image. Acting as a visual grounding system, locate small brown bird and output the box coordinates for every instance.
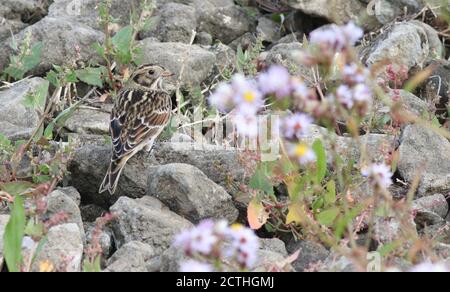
[99,64,173,194]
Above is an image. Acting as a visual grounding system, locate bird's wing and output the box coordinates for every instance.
[110,89,171,162]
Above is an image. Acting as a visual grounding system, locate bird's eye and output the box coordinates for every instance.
[148,70,155,75]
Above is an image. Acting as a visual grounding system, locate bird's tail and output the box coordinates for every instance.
[99,159,127,195]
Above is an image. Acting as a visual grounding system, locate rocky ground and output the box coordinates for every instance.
[0,0,449,272]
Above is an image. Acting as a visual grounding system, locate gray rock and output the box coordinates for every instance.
[422,222,450,245]
[45,190,85,241]
[413,194,449,219]
[305,125,394,166]
[32,223,83,272]
[0,215,10,268]
[80,204,107,223]
[398,125,450,196]
[138,39,216,88]
[147,163,238,223]
[64,107,110,135]
[320,251,356,272]
[160,244,188,272]
[285,0,367,26]
[264,42,313,80]
[421,60,450,118]
[110,196,193,254]
[68,142,249,207]
[374,216,417,245]
[105,241,159,272]
[195,31,213,46]
[254,249,290,271]
[259,238,288,256]
[371,89,430,133]
[257,17,281,44]
[208,43,237,76]
[286,239,330,272]
[56,186,81,206]
[434,243,450,260]
[141,3,197,43]
[197,5,256,44]
[0,17,104,76]
[360,21,444,74]
[0,78,46,140]
[0,19,27,42]
[48,0,135,29]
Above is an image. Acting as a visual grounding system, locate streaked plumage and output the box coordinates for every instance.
[99,64,173,194]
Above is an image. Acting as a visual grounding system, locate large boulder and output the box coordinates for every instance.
[0,78,45,140]
[109,196,193,255]
[30,223,84,272]
[398,125,450,197]
[147,163,239,223]
[138,40,216,89]
[359,21,444,74]
[68,142,248,207]
[0,17,104,76]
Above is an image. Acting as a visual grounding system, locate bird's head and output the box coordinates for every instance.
[128,64,173,91]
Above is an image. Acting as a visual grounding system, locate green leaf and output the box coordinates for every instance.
[33,175,52,184]
[112,25,134,64]
[0,181,34,196]
[22,42,43,73]
[3,195,26,272]
[316,207,340,227]
[5,42,43,80]
[312,139,327,183]
[75,67,106,87]
[44,122,54,140]
[0,133,12,147]
[83,256,102,272]
[46,70,61,88]
[93,42,106,60]
[324,180,336,206]
[22,80,49,112]
[249,164,274,195]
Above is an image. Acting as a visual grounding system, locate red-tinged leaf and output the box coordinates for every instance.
[247,198,269,230]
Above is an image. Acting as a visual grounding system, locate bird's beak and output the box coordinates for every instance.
[162,70,174,77]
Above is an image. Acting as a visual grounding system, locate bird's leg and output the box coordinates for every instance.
[145,139,156,158]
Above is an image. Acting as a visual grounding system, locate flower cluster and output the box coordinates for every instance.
[174,220,260,272]
[327,63,373,114]
[209,66,314,138]
[310,22,363,55]
[361,163,393,190]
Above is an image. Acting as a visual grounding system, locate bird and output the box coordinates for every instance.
[99,64,173,194]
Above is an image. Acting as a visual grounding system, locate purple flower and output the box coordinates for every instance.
[361,163,393,189]
[234,111,259,138]
[209,83,235,113]
[174,219,218,255]
[231,75,264,114]
[283,113,314,139]
[180,260,214,272]
[228,224,260,269]
[310,22,363,52]
[257,65,292,99]
[342,22,364,46]
[310,25,346,51]
[343,63,369,85]
[288,143,317,165]
[336,85,354,109]
[352,83,372,105]
[292,78,311,99]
